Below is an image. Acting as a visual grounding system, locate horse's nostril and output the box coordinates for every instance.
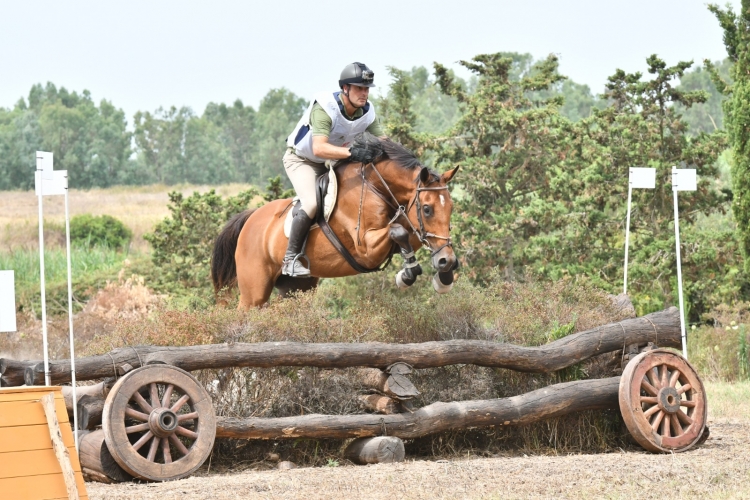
[438,258,447,268]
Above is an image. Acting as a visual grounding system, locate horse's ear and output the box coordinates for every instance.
[419,166,430,184]
[442,165,460,184]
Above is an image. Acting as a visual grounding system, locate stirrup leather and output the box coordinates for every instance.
[282,253,311,277]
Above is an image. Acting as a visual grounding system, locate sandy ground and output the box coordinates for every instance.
[86,417,750,500]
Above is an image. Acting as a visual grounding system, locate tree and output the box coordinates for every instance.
[708,1,750,273]
[676,59,732,135]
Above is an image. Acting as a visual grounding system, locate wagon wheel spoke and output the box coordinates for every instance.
[660,414,671,437]
[178,412,199,422]
[161,437,172,464]
[169,433,190,456]
[175,426,199,440]
[650,409,665,431]
[125,407,149,422]
[669,369,681,388]
[161,384,174,409]
[643,404,661,419]
[132,391,154,414]
[646,367,660,389]
[675,409,693,426]
[171,394,191,413]
[640,396,658,405]
[146,433,160,462]
[680,400,697,408]
[150,383,160,409]
[659,365,668,389]
[677,383,692,395]
[126,422,150,434]
[670,414,684,436]
[641,378,658,396]
[131,430,154,452]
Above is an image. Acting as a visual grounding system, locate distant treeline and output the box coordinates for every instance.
[0,54,731,191]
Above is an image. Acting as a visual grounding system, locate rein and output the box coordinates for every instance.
[360,161,452,256]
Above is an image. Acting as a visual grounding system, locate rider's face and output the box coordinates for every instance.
[346,84,370,108]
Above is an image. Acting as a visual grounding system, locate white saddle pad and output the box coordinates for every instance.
[284,167,338,238]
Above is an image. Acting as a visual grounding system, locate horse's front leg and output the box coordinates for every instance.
[389,224,422,289]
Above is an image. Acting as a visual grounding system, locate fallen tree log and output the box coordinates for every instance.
[358,394,402,414]
[344,436,405,464]
[78,395,105,431]
[17,307,680,386]
[78,429,132,483]
[359,368,419,400]
[215,377,621,440]
[0,358,34,386]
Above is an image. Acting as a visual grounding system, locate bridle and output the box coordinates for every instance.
[357,161,453,257]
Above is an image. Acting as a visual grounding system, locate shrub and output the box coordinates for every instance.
[70,214,132,249]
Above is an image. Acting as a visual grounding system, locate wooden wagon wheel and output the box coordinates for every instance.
[102,364,216,481]
[619,349,707,453]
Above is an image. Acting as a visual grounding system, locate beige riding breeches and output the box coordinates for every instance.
[283,150,328,218]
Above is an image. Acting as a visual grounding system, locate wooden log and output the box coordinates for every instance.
[19,308,681,385]
[40,392,80,499]
[358,394,402,414]
[215,377,621,440]
[60,381,111,415]
[360,368,419,400]
[78,429,132,483]
[344,436,405,464]
[0,358,34,386]
[78,395,105,431]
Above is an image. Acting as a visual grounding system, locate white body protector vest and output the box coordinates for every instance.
[287,91,377,163]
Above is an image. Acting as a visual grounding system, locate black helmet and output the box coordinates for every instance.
[339,62,376,88]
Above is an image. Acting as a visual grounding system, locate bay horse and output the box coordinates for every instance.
[211,137,459,309]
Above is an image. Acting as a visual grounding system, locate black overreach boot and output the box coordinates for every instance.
[282,210,314,277]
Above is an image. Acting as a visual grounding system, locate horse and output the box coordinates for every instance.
[211,137,459,309]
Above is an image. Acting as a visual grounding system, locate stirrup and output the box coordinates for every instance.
[282,254,311,277]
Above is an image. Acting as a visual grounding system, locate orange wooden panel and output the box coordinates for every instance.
[0,472,87,500]
[0,446,82,479]
[0,399,70,427]
[0,386,64,402]
[0,423,75,453]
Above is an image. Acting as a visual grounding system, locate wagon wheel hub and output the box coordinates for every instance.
[657,386,681,414]
[149,407,180,438]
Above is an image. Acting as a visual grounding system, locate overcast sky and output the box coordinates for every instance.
[0,0,739,122]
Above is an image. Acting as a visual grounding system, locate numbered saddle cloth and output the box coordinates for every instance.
[284,167,338,238]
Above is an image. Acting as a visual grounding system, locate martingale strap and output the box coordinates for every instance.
[315,173,393,274]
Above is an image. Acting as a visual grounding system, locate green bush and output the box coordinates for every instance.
[70,214,132,249]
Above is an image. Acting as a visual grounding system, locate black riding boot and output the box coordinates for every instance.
[282,210,314,277]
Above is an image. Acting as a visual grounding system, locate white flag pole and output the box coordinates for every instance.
[672,167,697,359]
[673,186,688,359]
[36,153,50,386]
[623,184,633,295]
[63,172,79,450]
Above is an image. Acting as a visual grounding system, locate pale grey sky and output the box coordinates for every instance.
[0,0,740,121]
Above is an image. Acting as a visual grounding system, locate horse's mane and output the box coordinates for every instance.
[353,132,439,181]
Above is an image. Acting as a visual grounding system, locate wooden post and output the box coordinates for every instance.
[41,392,80,500]
[78,429,132,483]
[78,395,105,431]
[344,436,405,464]
[358,394,402,414]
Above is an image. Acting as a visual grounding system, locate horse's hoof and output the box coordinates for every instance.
[432,273,453,294]
[395,269,413,289]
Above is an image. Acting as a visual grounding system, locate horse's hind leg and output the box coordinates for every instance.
[389,224,423,288]
[275,275,320,298]
[237,264,276,309]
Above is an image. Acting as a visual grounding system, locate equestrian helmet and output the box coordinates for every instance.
[339,62,376,88]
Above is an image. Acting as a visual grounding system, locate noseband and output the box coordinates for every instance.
[361,162,453,257]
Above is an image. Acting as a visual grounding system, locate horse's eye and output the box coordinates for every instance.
[423,205,433,217]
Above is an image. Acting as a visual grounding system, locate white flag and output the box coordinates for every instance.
[0,271,16,332]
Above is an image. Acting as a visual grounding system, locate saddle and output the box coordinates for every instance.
[283,168,337,237]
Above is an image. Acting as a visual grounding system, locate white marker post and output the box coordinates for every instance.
[0,271,16,335]
[672,167,697,359]
[623,168,656,294]
[35,152,79,450]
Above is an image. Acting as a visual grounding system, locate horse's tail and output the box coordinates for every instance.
[211,209,256,296]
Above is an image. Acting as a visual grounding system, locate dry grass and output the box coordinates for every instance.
[0,183,253,253]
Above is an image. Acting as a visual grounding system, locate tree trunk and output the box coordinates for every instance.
[344,436,405,464]
[0,358,34,386]
[359,368,419,400]
[78,395,105,431]
[15,308,680,386]
[78,429,132,483]
[215,377,621,440]
[358,394,402,414]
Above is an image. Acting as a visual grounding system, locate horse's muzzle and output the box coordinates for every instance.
[432,247,457,273]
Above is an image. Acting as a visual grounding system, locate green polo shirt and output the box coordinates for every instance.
[310,95,384,138]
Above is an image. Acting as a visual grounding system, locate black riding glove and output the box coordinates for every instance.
[349,145,377,164]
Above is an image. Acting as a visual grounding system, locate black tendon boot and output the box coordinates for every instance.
[282,210,314,277]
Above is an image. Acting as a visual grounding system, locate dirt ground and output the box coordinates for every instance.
[86,417,750,500]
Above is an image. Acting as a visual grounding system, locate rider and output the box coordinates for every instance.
[282,62,386,277]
